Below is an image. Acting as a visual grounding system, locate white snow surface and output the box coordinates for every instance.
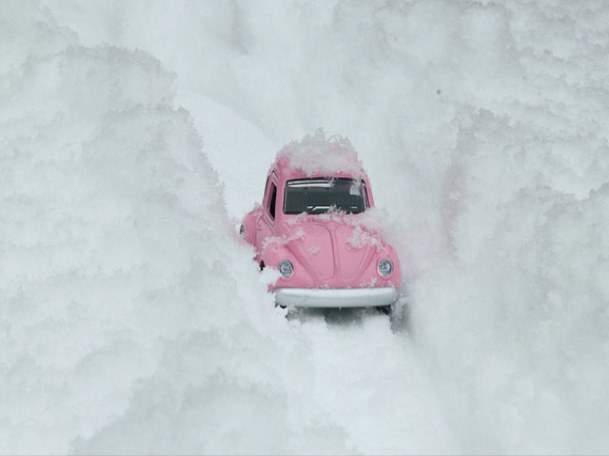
[275,130,366,178]
[2,0,609,454]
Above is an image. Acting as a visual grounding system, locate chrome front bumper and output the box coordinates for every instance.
[275,287,399,308]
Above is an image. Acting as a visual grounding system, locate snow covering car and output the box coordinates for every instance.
[240,133,401,309]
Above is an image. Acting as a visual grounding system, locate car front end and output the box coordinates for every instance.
[263,216,401,309]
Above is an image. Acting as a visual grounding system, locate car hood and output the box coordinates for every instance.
[279,219,384,285]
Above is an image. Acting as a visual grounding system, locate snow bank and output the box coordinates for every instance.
[411,111,609,453]
[5,0,609,454]
[87,1,609,453]
[0,4,348,454]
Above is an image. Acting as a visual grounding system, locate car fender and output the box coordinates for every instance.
[240,205,262,248]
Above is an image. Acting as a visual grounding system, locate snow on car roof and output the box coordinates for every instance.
[273,130,367,179]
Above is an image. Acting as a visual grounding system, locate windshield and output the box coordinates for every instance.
[284,178,368,214]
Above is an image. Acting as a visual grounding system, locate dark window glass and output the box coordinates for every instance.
[284,178,368,215]
[269,183,277,219]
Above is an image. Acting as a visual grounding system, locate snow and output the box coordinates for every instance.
[274,130,366,178]
[2,0,609,454]
[262,227,306,253]
[346,225,383,251]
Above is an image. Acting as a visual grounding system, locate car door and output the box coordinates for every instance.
[255,173,278,258]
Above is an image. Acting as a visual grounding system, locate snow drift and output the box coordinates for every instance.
[2,0,609,454]
[0,3,348,454]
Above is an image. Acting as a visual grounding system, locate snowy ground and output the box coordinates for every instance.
[2,0,609,454]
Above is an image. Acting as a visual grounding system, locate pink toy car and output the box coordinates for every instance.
[240,133,400,309]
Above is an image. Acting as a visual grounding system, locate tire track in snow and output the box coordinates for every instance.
[291,309,457,454]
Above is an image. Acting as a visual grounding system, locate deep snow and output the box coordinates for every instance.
[2,0,609,454]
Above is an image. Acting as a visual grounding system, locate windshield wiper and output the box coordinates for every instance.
[306,205,330,214]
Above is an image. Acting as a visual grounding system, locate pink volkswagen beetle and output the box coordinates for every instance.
[241,133,400,310]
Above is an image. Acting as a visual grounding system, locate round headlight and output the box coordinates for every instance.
[378,258,393,277]
[278,259,294,278]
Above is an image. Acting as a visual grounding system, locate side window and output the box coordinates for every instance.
[269,183,277,219]
[363,182,370,208]
[263,176,270,202]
